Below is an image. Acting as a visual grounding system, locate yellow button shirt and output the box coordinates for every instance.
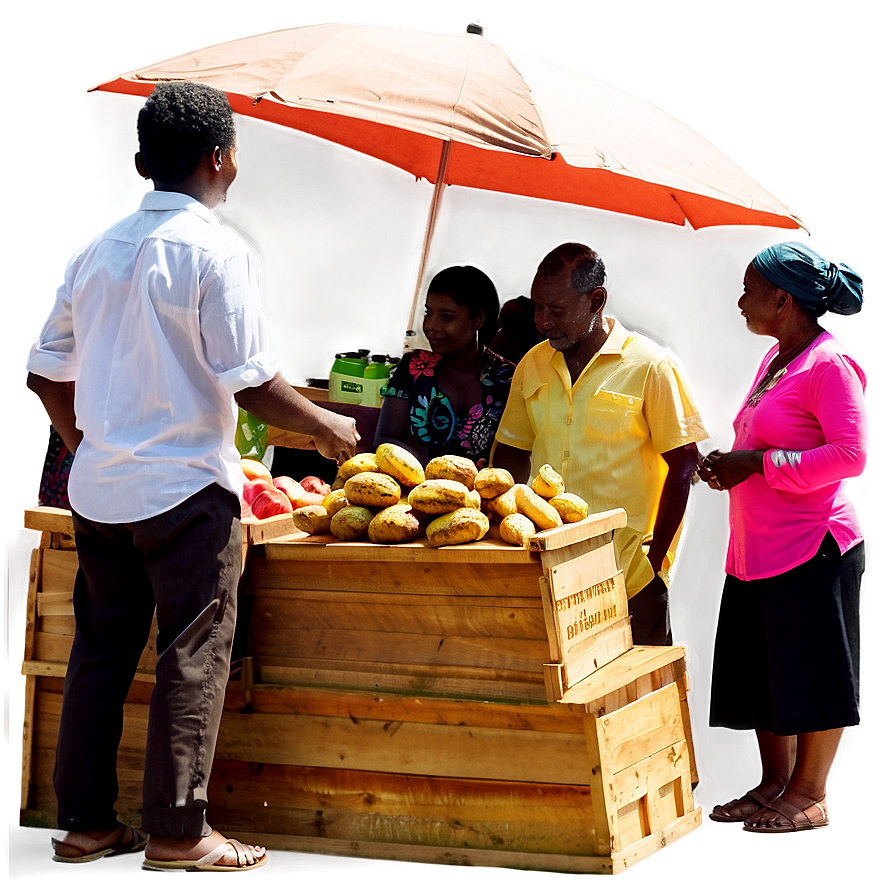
[495,317,708,596]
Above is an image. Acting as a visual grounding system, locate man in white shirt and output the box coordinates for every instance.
[26,82,359,871]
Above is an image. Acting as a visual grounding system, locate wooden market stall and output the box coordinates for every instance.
[20,496,700,874]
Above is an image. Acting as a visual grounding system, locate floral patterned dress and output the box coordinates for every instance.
[382,348,515,468]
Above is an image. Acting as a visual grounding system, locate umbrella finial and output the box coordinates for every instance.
[466,22,484,36]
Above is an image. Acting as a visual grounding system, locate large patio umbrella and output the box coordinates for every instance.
[92,22,804,328]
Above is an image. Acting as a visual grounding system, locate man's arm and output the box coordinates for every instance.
[646,442,699,573]
[491,441,532,484]
[235,372,359,463]
[27,374,81,454]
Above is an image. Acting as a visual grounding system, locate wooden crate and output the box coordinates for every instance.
[244,510,631,702]
[19,506,700,874]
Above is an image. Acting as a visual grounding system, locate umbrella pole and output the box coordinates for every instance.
[405,140,451,344]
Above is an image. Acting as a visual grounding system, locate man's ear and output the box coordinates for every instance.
[591,286,608,314]
[134,152,150,179]
[212,147,223,172]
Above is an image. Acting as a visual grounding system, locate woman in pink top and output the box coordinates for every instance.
[697,242,866,834]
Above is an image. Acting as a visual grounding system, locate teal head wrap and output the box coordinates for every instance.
[751,242,863,316]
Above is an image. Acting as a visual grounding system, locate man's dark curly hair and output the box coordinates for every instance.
[537,242,606,292]
[137,82,235,184]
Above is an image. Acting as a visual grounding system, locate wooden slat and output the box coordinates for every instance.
[250,594,549,638]
[531,531,616,578]
[251,585,544,610]
[222,683,583,733]
[31,631,73,666]
[36,590,74,617]
[210,829,619,873]
[540,569,628,666]
[609,809,701,874]
[555,620,634,694]
[527,510,627,553]
[39,550,78,594]
[250,624,551,673]
[251,556,541,598]
[583,710,614,855]
[20,676,36,813]
[215,711,592,786]
[23,549,40,664]
[257,660,548,702]
[208,760,597,856]
[24,506,75,537]
[610,739,692,821]
[542,549,620,601]
[597,682,685,773]
[558,646,686,705]
[261,537,541,566]
[37,616,75,637]
[243,513,301,546]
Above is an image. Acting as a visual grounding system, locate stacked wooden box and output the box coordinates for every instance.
[20,505,700,874]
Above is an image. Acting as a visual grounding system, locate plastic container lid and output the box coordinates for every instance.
[331,355,368,376]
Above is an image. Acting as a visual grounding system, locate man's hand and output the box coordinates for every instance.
[306,407,361,465]
[235,373,359,464]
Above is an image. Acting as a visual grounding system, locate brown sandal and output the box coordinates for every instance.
[52,825,148,863]
[709,788,778,823]
[743,796,829,833]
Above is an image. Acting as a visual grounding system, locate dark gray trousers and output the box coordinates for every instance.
[54,484,242,837]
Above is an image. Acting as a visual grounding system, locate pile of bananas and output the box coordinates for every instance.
[292,443,589,547]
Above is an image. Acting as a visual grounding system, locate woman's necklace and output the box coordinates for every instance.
[745,330,821,408]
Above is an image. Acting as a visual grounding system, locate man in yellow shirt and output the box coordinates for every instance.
[493,243,707,645]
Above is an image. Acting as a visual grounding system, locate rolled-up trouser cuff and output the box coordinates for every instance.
[141,805,213,839]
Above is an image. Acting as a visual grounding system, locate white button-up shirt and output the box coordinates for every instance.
[27,191,278,523]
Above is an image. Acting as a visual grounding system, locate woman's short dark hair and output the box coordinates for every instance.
[137,82,235,184]
[427,266,500,346]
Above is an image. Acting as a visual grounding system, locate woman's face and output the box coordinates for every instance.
[423,292,483,356]
[738,264,783,336]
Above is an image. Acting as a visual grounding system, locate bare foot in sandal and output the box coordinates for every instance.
[52,823,147,862]
[709,784,783,822]
[143,829,267,871]
[743,794,829,833]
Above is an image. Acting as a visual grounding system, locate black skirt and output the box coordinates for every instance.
[709,532,864,736]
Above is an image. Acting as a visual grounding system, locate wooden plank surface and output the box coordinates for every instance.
[39,550,78,594]
[24,506,74,537]
[555,620,634,694]
[250,591,547,635]
[610,738,692,816]
[223,683,582,732]
[261,536,541,566]
[559,646,686,706]
[209,760,598,856]
[23,550,39,664]
[597,682,686,773]
[251,556,541,598]
[215,710,592,785]
[256,659,549,701]
[527,510,627,553]
[250,623,552,672]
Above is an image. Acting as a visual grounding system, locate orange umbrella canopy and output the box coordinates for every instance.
[94,22,803,231]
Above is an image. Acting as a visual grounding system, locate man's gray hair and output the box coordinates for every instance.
[537,243,606,292]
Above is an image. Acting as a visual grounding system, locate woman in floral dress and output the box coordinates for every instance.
[374,266,516,468]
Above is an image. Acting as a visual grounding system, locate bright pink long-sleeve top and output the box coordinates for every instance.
[726,331,867,581]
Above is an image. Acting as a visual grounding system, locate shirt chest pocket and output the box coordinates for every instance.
[587,389,647,439]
